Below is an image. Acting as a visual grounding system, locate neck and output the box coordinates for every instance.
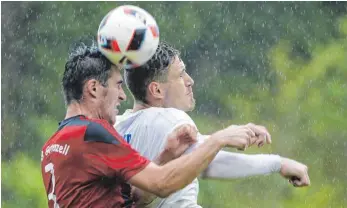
[65,101,97,120]
[132,100,161,113]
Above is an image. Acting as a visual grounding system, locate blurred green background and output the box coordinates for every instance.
[2,2,347,207]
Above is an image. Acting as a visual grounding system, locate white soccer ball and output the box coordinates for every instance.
[97,5,159,69]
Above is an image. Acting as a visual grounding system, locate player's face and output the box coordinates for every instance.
[163,57,195,112]
[99,66,126,125]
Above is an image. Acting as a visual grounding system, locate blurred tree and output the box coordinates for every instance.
[1,1,347,207]
[1,2,46,160]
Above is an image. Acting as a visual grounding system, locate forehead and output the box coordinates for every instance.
[109,65,122,80]
[168,56,185,75]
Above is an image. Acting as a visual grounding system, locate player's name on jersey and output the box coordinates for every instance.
[44,144,70,156]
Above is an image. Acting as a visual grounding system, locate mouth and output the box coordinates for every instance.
[186,87,194,96]
[114,104,120,113]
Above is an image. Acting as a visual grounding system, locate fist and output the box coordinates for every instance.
[244,123,272,147]
[213,123,272,151]
[280,158,310,187]
[164,124,198,159]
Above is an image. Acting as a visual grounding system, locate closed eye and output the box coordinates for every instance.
[117,80,123,88]
[180,69,186,77]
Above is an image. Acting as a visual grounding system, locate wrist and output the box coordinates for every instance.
[209,131,226,148]
[279,157,288,176]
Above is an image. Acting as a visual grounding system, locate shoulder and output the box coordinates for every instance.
[141,108,197,139]
[143,107,195,125]
[116,108,195,128]
[84,118,124,145]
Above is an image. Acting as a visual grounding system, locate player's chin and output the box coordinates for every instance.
[109,115,116,126]
[107,109,118,124]
[190,99,196,110]
[186,101,196,112]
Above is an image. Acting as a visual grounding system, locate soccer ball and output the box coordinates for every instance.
[97,5,159,69]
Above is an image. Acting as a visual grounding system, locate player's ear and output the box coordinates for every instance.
[148,81,164,99]
[86,79,99,98]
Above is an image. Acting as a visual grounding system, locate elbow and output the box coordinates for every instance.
[157,188,175,198]
[150,174,180,198]
[151,182,175,198]
[156,191,171,198]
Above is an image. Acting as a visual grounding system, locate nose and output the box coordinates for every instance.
[186,73,194,87]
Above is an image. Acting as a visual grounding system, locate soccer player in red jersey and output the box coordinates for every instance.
[41,41,272,208]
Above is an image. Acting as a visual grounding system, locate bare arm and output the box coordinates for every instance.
[129,124,263,198]
[129,136,224,198]
[132,124,199,206]
[132,150,179,207]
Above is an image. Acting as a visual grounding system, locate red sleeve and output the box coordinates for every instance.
[82,120,150,181]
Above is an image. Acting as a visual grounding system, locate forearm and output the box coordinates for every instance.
[132,150,176,206]
[202,151,282,179]
[156,136,223,196]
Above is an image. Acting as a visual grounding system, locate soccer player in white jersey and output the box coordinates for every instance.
[115,42,310,207]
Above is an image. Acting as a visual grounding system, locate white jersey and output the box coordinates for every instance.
[115,107,282,208]
[115,107,203,208]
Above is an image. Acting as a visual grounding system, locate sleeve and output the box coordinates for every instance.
[183,134,282,179]
[82,121,150,181]
[203,151,282,179]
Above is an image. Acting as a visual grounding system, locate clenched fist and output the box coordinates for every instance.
[280,158,310,187]
[164,124,198,159]
[211,123,272,151]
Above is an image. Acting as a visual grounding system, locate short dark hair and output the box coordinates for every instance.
[124,42,180,104]
[62,41,113,105]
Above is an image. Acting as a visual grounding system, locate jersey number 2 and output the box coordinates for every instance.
[45,163,60,208]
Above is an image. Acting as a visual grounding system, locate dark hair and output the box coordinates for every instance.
[124,41,180,104]
[62,41,113,105]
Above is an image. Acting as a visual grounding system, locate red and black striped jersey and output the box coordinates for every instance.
[41,115,150,208]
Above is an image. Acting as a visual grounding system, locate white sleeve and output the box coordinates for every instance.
[203,151,282,179]
[185,134,282,179]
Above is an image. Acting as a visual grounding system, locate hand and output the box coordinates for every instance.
[244,123,272,147]
[212,125,257,150]
[212,123,271,150]
[163,124,198,159]
[280,157,310,187]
